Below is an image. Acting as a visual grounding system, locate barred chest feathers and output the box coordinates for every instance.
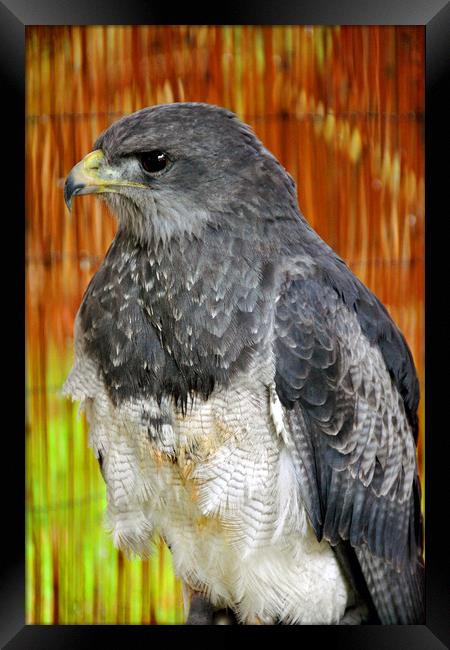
[64,339,353,625]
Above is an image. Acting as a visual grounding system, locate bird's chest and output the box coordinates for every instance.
[66,353,351,624]
[140,374,282,527]
[141,391,350,625]
[81,357,280,532]
[78,237,274,412]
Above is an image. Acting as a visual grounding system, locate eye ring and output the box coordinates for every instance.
[139,150,170,174]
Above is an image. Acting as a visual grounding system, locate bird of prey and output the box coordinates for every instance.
[63,102,424,625]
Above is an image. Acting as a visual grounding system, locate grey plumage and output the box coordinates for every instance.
[63,102,424,624]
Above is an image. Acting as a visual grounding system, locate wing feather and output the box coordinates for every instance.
[274,270,424,623]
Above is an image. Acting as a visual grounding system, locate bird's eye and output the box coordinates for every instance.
[139,150,169,174]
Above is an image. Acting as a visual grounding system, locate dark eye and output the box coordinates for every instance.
[139,150,169,174]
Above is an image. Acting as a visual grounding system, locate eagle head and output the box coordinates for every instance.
[64,102,296,246]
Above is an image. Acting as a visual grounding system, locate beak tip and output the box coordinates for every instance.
[64,150,108,210]
[64,176,83,212]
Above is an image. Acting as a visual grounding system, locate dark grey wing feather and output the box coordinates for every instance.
[355,544,424,624]
[274,269,424,623]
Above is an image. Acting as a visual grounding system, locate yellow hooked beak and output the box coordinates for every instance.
[64,149,147,210]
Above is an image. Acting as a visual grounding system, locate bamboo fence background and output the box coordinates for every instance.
[25,25,425,625]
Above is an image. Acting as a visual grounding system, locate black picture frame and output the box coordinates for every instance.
[5,0,449,647]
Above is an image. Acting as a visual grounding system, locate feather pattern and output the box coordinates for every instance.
[64,348,351,624]
[274,261,424,622]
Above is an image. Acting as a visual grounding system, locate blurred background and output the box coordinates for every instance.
[25,25,424,625]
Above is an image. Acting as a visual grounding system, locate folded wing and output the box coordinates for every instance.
[274,260,424,623]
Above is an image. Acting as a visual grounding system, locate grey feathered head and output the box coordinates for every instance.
[64,103,298,245]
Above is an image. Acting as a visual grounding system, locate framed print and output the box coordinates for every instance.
[2,0,449,647]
